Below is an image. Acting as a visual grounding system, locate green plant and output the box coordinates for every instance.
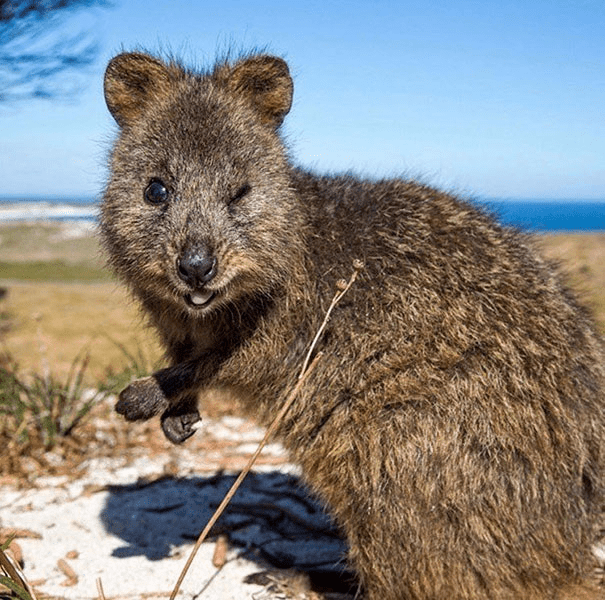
[0,350,98,452]
[0,543,35,600]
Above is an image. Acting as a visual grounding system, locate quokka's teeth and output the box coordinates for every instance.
[190,290,214,305]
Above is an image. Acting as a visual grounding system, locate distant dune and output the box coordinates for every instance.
[0,202,98,223]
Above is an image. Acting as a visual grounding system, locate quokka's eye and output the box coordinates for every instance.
[144,180,170,205]
[229,184,251,205]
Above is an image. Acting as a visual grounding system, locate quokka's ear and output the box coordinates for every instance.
[222,55,293,129]
[104,52,175,127]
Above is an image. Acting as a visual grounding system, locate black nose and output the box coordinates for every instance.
[177,245,217,286]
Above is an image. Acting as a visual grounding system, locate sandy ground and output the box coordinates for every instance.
[0,395,352,600]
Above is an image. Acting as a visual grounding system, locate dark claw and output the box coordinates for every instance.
[161,409,201,444]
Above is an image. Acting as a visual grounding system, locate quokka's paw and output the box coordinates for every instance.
[115,376,169,421]
[161,408,201,444]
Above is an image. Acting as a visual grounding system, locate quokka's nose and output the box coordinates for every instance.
[177,245,217,286]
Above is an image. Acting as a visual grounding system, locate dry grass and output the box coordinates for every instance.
[0,281,163,383]
[538,233,605,332]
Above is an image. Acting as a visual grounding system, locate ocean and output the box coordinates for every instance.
[1,196,604,232]
[480,199,605,232]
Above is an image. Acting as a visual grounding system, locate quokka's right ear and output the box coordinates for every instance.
[104,52,174,127]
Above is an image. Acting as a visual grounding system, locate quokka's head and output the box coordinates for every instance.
[100,51,304,316]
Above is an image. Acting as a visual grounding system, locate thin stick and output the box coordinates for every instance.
[299,265,361,377]
[169,352,323,600]
[96,577,106,600]
[169,262,360,600]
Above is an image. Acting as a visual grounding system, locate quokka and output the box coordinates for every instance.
[100,51,605,600]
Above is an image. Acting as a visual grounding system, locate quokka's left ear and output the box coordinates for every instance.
[220,54,293,129]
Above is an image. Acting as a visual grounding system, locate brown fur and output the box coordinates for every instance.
[100,51,605,600]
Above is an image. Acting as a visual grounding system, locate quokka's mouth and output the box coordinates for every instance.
[185,288,216,309]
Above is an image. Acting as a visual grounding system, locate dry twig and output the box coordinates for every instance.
[169,352,322,600]
[169,263,361,600]
[211,534,228,568]
[96,577,106,600]
[299,261,362,376]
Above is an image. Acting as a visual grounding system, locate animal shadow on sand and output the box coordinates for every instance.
[100,470,357,596]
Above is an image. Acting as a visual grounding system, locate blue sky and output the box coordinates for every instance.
[0,0,604,200]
